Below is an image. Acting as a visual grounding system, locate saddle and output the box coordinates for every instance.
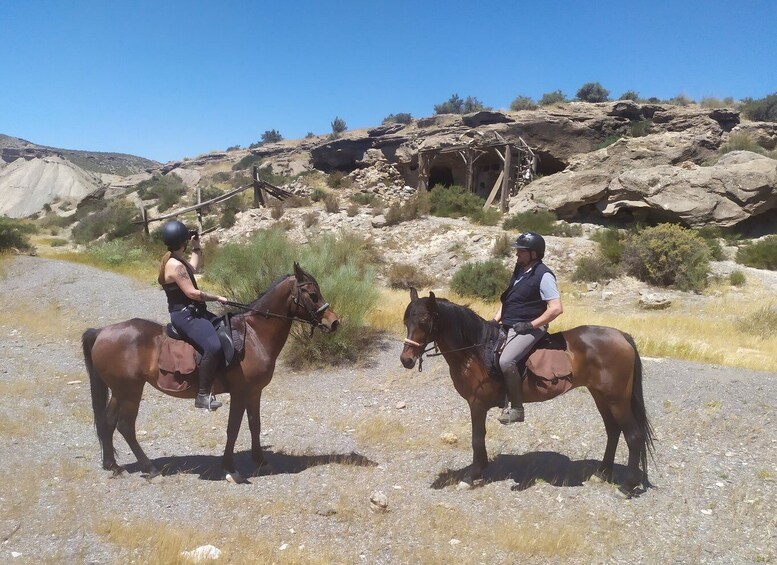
[488,330,574,401]
[157,314,246,392]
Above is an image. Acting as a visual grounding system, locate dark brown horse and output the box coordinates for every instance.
[82,263,339,481]
[400,289,655,496]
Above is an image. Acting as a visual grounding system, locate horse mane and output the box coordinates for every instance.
[434,299,498,349]
[242,274,292,312]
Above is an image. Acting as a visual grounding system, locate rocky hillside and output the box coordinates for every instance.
[0,134,158,218]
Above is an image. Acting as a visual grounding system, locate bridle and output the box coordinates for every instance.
[403,309,485,372]
[225,278,330,334]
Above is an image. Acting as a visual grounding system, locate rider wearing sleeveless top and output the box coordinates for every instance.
[158,220,228,411]
[492,232,563,424]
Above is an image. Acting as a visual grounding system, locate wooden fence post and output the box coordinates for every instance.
[252,165,266,208]
[500,145,512,212]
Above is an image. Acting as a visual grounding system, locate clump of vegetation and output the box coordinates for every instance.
[346,202,360,217]
[741,92,777,122]
[450,259,510,301]
[303,211,320,227]
[260,129,283,144]
[572,255,622,283]
[310,188,327,202]
[694,226,725,260]
[509,96,537,111]
[270,203,285,219]
[350,193,377,206]
[539,90,567,106]
[736,235,777,270]
[469,207,502,226]
[384,194,431,226]
[387,263,434,290]
[85,235,163,268]
[552,221,583,237]
[736,305,777,338]
[323,193,340,213]
[576,82,610,103]
[669,93,694,106]
[72,200,141,244]
[428,185,486,220]
[728,270,746,286]
[232,154,263,171]
[331,116,347,135]
[136,175,187,212]
[433,94,489,114]
[719,132,768,156]
[382,113,412,124]
[630,119,653,137]
[502,210,556,234]
[284,195,312,208]
[622,224,711,291]
[327,171,353,189]
[591,227,626,264]
[0,217,36,253]
[619,90,640,101]
[596,135,622,149]
[492,234,513,257]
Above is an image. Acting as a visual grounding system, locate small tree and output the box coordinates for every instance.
[382,112,413,124]
[619,90,640,101]
[434,94,489,114]
[576,82,610,103]
[510,95,537,111]
[331,116,347,134]
[261,129,283,143]
[742,92,777,122]
[539,90,567,106]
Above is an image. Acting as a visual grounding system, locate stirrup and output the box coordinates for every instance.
[498,407,524,424]
[195,393,222,411]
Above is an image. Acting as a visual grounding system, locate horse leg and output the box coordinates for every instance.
[465,402,489,485]
[101,396,124,475]
[222,395,246,476]
[590,391,621,482]
[245,390,268,472]
[610,401,647,496]
[115,395,158,477]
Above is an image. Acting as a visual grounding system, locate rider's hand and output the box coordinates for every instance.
[512,321,534,334]
[216,295,229,304]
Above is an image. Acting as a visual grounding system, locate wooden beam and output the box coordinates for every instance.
[493,146,505,163]
[133,183,252,225]
[500,145,513,212]
[483,171,504,209]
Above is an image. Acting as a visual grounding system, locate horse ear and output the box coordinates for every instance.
[428,291,437,312]
[410,287,419,301]
[293,262,304,281]
[429,291,436,300]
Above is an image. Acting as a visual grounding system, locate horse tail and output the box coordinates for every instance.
[623,332,656,487]
[83,328,114,460]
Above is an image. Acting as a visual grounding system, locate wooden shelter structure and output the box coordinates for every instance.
[416,136,535,211]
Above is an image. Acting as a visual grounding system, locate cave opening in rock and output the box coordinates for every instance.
[534,151,567,176]
[428,166,455,188]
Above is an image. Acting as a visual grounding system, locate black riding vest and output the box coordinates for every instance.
[500,261,555,325]
[162,260,200,313]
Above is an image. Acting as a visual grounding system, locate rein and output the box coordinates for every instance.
[402,338,485,372]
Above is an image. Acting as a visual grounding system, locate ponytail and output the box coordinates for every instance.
[157,251,172,286]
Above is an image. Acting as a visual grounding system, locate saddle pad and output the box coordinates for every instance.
[157,337,197,392]
[526,348,572,381]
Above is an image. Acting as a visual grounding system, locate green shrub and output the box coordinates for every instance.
[552,221,583,237]
[232,154,263,171]
[49,238,68,247]
[735,305,777,338]
[741,93,777,122]
[428,185,485,219]
[502,210,556,234]
[619,90,639,101]
[387,263,434,290]
[694,226,725,260]
[539,90,567,106]
[596,135,622,149]
[327,171,352,188]
[470,207,502,226]
[736,236,777,270]
[591,228,625,264]
[220,208,236,228]
[0,217,36,252]
[271,203,285,219]
[572,254,622,282]
[576,82,610,103]
[323,193,340,213]
[669,93,694,106]
[492,234,513,257]
[450,259,511,301]
[303,212,320,227]
[382,113,413,124]
[85,235,163,267]
[433,94,489,114]
[310,189,326,202]
[350,193,377,206]
[630,119,653,137]
[699,97,726,109]
[72,200,140,244]
[346,202,360,217]
[728,270,746,286]
[719,132,766,155]
[510,96,537,111]
[622,224,711,291]
[260,129,283,143]
[384,202,402,226]
[39,212,74,229]
[284,195,312,208]
[331,116,347,134]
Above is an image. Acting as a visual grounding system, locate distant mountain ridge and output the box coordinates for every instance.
[0,134,158,176]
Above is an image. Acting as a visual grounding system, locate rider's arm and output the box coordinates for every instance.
[528,273,563,329]
[167,259,227,303]
[492,303,503,323]
[188,238,202,272]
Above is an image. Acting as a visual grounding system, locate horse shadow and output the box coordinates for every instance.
[124,448,378,481]
[430,451,632,491]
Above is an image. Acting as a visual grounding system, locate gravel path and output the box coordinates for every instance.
[1,256,775,564]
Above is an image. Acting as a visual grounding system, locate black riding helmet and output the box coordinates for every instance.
[513,231,545,259]
[161,220,191,251]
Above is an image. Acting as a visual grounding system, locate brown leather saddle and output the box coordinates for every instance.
[157,314,246,392]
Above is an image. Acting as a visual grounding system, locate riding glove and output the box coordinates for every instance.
[512,321,534,334]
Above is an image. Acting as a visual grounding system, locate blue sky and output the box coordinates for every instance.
[1,0,775,163]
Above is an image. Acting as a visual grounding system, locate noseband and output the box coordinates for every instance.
[293,280,330,334]
[403,310,439,372]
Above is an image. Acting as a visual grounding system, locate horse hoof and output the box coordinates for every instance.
[109,466,125,478]
[616,485,640,499]
[456,481,473,491]
[587,474,605,484]
[226,471,246,484]
[145,471,163,483]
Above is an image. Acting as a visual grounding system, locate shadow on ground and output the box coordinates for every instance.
[123,449,377,480]
[430,451,632,491]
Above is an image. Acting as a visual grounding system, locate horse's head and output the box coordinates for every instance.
[291,262,339,332]
[400,287,438,369]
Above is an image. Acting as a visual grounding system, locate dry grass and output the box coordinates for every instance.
[0,300,84,342]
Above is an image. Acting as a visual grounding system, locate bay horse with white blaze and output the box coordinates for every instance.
[82,263,339,480]
[400,289,655,496]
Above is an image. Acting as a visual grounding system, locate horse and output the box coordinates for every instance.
[82,262,339,481]
[400,288,655,496]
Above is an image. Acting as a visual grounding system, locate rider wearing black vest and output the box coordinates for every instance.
[492,232,563,424]
[158,220,229,411]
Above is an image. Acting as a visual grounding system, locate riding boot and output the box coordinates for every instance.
[498,361,525,424]
[195,353,223,411]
